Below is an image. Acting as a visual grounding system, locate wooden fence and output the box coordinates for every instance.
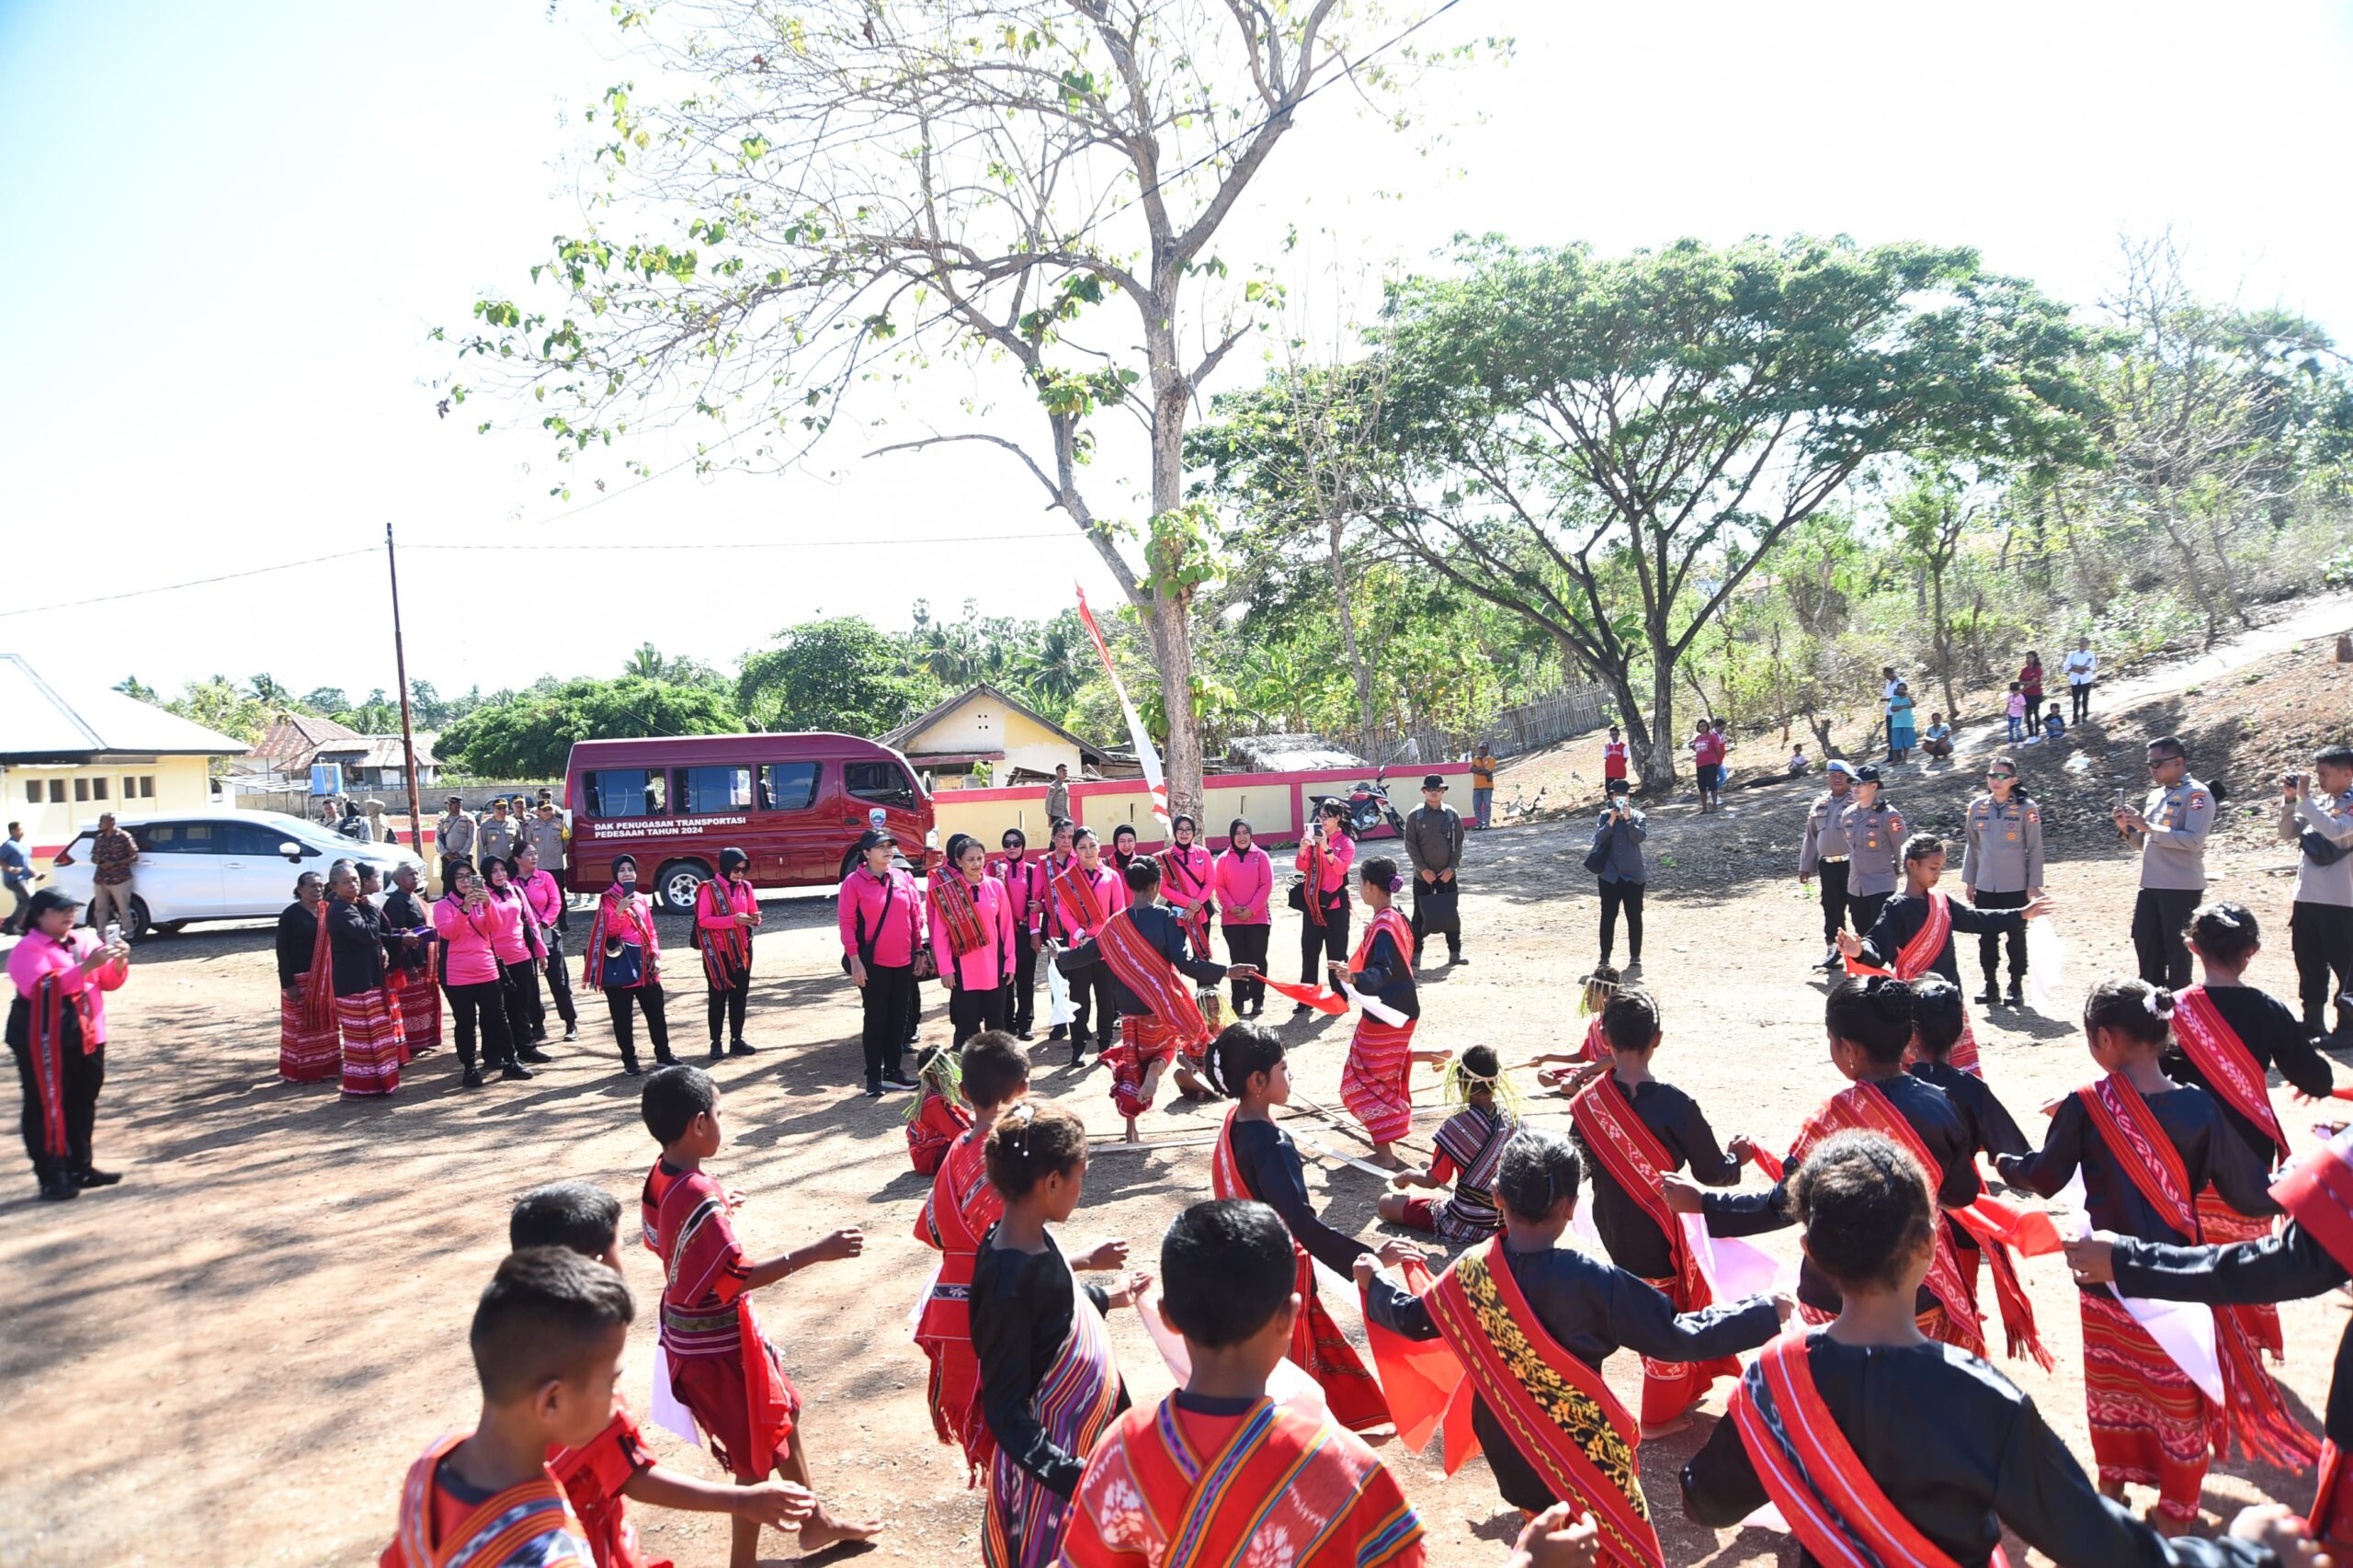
[1342,683,1610,766]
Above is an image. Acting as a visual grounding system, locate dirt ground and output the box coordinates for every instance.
[6,642,2352,1567]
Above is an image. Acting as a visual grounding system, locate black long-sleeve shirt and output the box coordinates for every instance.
[382,888,434,976]
[1703,1073,1978,1315]
[1996,1080,2280,1256]
[1364,1243,1779,1514]
[970,1228,1128,1498]
[2162,983,2335,1167]
[275,901,318,991]
[1570,1076,1739,1279]
[1347,924,1419,1020]
[1053,903,1228,1019]
[1910,1060,2031,1162]
[1855,892,2027,987]
[1224,1117,1370,1277]
[2110,1221,2352,1444]
[324,897,388,998]
[1680,1334,2274,1568]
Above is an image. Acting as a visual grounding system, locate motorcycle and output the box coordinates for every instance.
[1331,768,1407,839]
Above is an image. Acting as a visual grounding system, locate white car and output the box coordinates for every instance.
[45,810,427,939]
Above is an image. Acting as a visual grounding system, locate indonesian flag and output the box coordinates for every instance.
[1075,582,1170,834]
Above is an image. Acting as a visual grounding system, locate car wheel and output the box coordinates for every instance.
[122,897,153,943]
[655,859,710,913]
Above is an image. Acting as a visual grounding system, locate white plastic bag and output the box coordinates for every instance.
[1044,944,1074,1027]
[649,1342,700,1445]
[2024,919,2067,1013]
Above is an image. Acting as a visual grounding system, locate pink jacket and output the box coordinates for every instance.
[697,877,759,932]
[518,869,565,931]
[1052,861,1126,940]
[1212,846,1274,926]
[930,875,1016,990]
[483,888,540,964]
[1160,845,1215,914]
[433,893,519,985]
[1295,831,1356,896]
[988,854,1051,935]
[838,867,921,969]
[6,928,126,1046]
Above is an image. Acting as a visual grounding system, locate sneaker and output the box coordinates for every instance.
[1449,949,1465,965]
[37,1175,76,1202]
[563,1027,578,1043]
[654,1050,679,1067]
[708,1045,726,1061]
[1068,1044,1086,1067]
[879,1075,919,1093]
[500,1062,534,1082]
[2006,982,2026,1008]
[518,1047,553,1064]
[1048,1025,1069,1041]
[1816,949,1844,971]
[70,1168,122,1187]
[1016,1028,1035,1040]
[1977,985,2001,1006]
[865,1083,885,1098]
[729,1040,756,1056]
[1622,960,1643,981]
[462,1066,485,1089]
[620,1060,642,1077]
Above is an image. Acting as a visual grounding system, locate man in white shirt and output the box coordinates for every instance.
[2063,636,2097,724]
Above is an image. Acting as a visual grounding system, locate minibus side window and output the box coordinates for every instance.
[585,768,666,818]
[676,766,755,815]
[845,759,916,807]
[759,762,819,812]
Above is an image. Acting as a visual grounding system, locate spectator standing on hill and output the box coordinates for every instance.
[84,812,137,935]
[1043,763,1072,829]
[2018,650,2046,718]
[1689,721,1726,813]
[1885,683,1916,765]
[1799,759,1859,971]
[1471,740,1501,827]
[435,794,474,886]
[2064,635,2097,723]
[2005,682,2028,743]
[2280,744,2353,1036]
[1601,726,1630,786]
[1591,778,1647,975]
[2115,733,2211,990]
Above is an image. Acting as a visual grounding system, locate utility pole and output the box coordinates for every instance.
[387,523,426,854]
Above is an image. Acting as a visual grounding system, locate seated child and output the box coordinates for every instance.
[380,1248,620,1567]
[2043,702,2066,741]
[1922,716,1954,760]
[1061,1199,1427,1566]
[1530,967,1621,1078]
[1379,1044,1520,1243]
[1788,743,1811,776]
[970,1099,1147,1567]
[639,1065,879,1566]
[1683,1131,2308,1566]
[904,1044,972,1177]
[510,1181,810,1568]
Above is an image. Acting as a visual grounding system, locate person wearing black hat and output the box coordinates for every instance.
[6,886,131,1199]
[1401,774,1466,966]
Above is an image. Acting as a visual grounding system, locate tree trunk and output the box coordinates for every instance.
[1330,519,1377,741]
[1636,652,1679,794]
[1929,560,1958,717]
[2155,504,2225,649]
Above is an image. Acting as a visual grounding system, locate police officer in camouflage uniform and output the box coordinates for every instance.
[1961,756,2045,1007]
[1798,759,1859,971]
[2114,733,2213,990]
[1836,766,1905,940]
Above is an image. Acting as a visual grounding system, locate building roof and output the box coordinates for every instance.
[0,655,249,762]
[357,733,438,770]
[880,683,1108,765]
[254,711,366,769]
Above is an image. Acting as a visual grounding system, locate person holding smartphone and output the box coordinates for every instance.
[6,887,131,1200]
[1290,799,1356,1017]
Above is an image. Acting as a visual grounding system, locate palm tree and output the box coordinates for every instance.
[247,673,290,707]
[622,642,666,680]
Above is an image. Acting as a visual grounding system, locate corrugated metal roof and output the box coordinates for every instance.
[0,654,248,759]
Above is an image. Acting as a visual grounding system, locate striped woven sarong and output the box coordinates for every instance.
[2080,1287,2208,1523]
[1106,1014,1183,1119]
[336,988,404,1096]
[278,977,340,1084]
[1341,1015,1417,1143]
[389,965,440,1057]
[983,1256,1120,1568]
[2196,1186,2281,1358]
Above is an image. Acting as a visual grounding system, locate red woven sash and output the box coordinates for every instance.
[1894,892,1950,979]
[1159,846,1213,958]
[1058,862,1108,933]
[930,872,989,959]
[1729,1331,1966,1568]
[1351,905,1416,972]
[1581,1016,1609,1063]
[1096,910,1210,1050]
[2078,1074,2200,1239]
[1303,837,1330,926]
[1426,1239,1663,1568]
[1572,1073,1709,1314]
[390,1431,587,1568]
[2272,1132,2353,1276]
[2170,986,2289,1163]
[301,901,336,1031]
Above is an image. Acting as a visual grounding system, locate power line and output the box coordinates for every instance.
[408,532,1074,552]
[0,550,377,620]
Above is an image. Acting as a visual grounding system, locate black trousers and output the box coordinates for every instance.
[1224,922,1270,1012]
[1598,879,1644,963]
[1815,860,1851,946]
[2070,681,2093,723]
[1298,903,1350,990]
[445,978,516,1069]
[1974,888,2029,985]
[540,929,578,1029]
[949,984,1008,1045]
[501,958,545,1043]
[859,964,913,1085]
[605,983,670,1064]
[1067,968,1114,1048]
[2290,901,2353,1032]
[706,982,748,1048]
[9,1035,103,1182]
[1004,928,1039,1033]
[1411,879,1462,958]
[1847,891,1892,944]
[2131,887,2200,990]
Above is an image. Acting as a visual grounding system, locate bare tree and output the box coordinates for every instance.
[449,1,1463,812]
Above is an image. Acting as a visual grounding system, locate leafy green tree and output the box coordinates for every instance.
[155,676,275,746]
[438,677,739,778]
[447,0,1472,817]
[738,619,938,736]
[114,676,157,703]
[1369,235,2097,789]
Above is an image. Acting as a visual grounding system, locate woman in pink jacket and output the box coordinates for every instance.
[839,829,922,1095]
[513,842,576,1044]
[6,887,130,1200]
[1051,826,1128,1063]
[1213,817,1273,1019]
[1292,798,1357,1017]
[481,855,550,1064]
[583,854,670,1076]
[695,846,761,1060]
[929,833,1016,1046]
[431,858,525,1087]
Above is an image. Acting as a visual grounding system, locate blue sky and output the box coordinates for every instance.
[2,1,2347,702]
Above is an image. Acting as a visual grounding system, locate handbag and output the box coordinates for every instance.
[2302,828,2353,868]
[602,937,645,988]
[1583,819,1614,876]
[1286,879,1308,913]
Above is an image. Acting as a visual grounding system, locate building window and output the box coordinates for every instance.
[140,776,155,798]
[92,777,109,801]
[74,778,89,801]
[22,782,36,804]
[48,780,64,802]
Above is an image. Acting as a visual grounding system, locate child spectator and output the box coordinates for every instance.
[2005,683,2027,743]
[2042,701,2066,741]
[1787,742,1810,776]
[1061,1200,1427,1566]
[638,1066,878,1565]
[379,1249,617,1565]
[904,1045,971,1177]
[1921,714,1953,761]
[509,1182,811,1567]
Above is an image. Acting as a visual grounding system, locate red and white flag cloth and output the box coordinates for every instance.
[1075,583,1169,834]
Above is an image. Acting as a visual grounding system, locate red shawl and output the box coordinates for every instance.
[1572,1074,1716,1324]
[1055,859,1108,936]
[913,1128,1003,1471]
[583,892,654,989]
[2170,985,2289,1164]
[1158,844,1215,960]
[1896,892,1982,1074]
[386,1431,590,1568]
[2274,1131,2353,1276]
[2076,1073,2199,1238]
[1096,909,1211,1051]
[1351,904,1416,975]
[929,872,989,960]
[301,896,336,1033]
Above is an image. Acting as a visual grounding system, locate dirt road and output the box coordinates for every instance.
[3,687,2347,1565]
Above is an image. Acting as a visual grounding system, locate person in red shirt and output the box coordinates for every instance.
[1688,722,1728,813]
[508,1181,810,1568]
[1601,724,1630,787]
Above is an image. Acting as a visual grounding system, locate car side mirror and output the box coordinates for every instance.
[278,841,304,860]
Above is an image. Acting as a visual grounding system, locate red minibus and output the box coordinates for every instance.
[563,733,938,909]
